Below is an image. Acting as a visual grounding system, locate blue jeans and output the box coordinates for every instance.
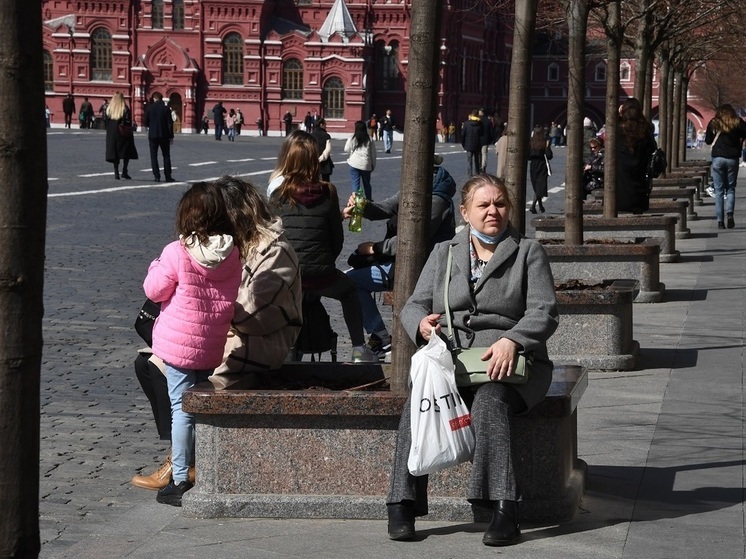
[165,365,211,483]
[711,156,738,222]
[349,167,373,200]
[383,129,393,152]
[345,261,395,335]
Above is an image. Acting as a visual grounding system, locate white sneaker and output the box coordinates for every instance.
[706,186,716,198]
[352,346,379,363]
[740,161,746,167]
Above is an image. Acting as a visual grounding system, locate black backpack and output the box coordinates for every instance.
[293,294,338,362]
[647,147,667,181]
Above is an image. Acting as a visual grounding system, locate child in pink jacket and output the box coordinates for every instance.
[144,181,242,506]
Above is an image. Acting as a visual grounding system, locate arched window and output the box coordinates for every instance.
[172,0,184,30]
[152,0,163,29]
[620,62,631,81]
[376,41,401,91]
[595,62,606,82]
[282,59,303,99]
[43,50,54,91]
[90,28,112,81]
[547,63,559,82]
[222,33,243,85]
[323,77,344,119]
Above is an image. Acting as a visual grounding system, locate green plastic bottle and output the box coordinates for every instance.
[348,186,367,233]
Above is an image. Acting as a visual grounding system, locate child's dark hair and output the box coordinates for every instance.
[175,181,236,245]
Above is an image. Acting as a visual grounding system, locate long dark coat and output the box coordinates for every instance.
[528,146,550,199]
[105,106,138,162]
[401,225,559,411]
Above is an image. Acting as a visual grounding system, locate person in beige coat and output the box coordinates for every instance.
[386,174,559,547]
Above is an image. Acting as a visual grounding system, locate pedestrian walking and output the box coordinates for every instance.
[381,110,396,153]
[705,104,746,229]
[62,93,75,128]
[104,91,138,180]
[461,109,483,176]
[144,92,174,182]
[213,101,226,140]
[344,120,377,200]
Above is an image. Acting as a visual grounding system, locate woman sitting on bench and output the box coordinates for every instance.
[386,174,559,546]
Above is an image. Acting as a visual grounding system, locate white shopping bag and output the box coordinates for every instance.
[407,329,476,476]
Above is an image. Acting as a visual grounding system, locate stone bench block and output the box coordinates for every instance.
[653,176,703,205]
[542,238,664,303]
[584,199,690,238]
[182,363,587,524]
[532,215,680,263]
[549,280,639,370]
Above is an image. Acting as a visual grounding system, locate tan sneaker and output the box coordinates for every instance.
[131,457,196,490]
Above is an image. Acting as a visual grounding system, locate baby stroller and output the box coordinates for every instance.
[290,293,338,362]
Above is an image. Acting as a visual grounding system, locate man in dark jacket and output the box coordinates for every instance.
[144,92,175,182]
[342,155,457,360]
[212,101,226,140]
[62,94,75,128]
[462,109,483,176]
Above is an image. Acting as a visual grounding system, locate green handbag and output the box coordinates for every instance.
[444,245,530,387]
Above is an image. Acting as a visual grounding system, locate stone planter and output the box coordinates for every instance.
[583,198,690,238]
[181,363,588,523]
[542,238,664,303]
[549,279,639,370]
[532,214,680,263]
[652,176,703,205]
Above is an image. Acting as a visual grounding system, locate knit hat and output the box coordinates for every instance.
[583,117,592,128]
[433,154,443,166]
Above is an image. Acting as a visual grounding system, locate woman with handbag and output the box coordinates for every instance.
[527,125,551,213]
[386,174,559,547]
[104,91,138,180]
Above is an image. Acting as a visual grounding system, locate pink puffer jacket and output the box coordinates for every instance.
[144,236,241,370]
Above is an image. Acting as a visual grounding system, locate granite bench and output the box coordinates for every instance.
[583,198,690,238]
[181,362,588,523]
[652,176,703,205]
[532,214,680,263]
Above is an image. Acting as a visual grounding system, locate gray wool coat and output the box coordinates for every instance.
[400,224,559,410]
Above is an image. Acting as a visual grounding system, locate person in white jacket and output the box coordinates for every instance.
[344,120,377,200]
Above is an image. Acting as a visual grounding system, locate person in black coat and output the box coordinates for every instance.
[104,92,138,180]
[62,94,75,128]
[528,126,551,213]
[144,92,174,182]
[311,118,334,181]
[212,101,226,140]
[462,109,483,176]
[616,100,656,214]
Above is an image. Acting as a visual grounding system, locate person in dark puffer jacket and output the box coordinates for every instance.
[462,109,484,176]
[269,130,378,362]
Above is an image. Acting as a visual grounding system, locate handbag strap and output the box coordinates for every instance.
[444,245,457,348]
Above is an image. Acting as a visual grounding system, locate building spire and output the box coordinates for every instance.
[318,0,357,42]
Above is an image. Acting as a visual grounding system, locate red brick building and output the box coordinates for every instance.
[42,0,512,135]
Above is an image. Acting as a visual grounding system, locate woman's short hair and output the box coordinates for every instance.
[460,174,513,215]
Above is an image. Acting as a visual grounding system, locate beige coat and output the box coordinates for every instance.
[211,219,302,383]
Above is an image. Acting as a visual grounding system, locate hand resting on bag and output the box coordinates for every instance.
[477,337,520,382]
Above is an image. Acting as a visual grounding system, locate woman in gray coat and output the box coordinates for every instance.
[387,174,559,547]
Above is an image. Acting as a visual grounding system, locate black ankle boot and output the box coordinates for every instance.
[483,500,521,546]
[387,503,415,541]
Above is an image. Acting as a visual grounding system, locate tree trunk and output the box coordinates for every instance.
[603,0,621,219]
[671,71,682,170]
[633,3,652,105]
[679,76,689,164]
[505,0,538,234]
[389,0,442,394]
[0,0,46,555]
[564,0,590,245]
[658,54,671,173]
